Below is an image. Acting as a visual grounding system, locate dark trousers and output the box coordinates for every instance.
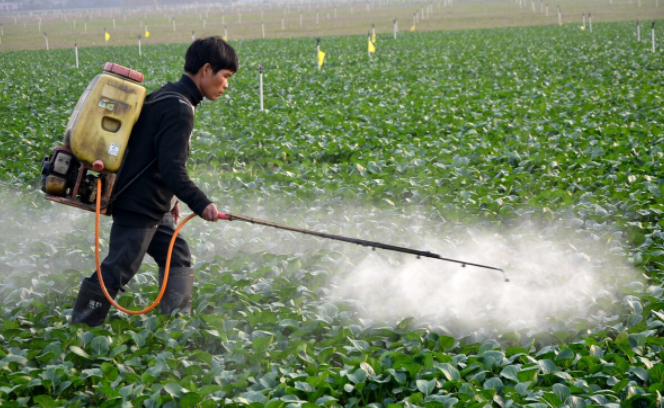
[87,213,191,292]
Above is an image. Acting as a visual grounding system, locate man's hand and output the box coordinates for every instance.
[201,203,219,222]
[171,202,181,225]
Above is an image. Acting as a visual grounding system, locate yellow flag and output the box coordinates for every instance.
[371,32,376,43]
[410,25,415,32]
[105,32,110,41]
[368,39,376,53]
[144,30,150,38]
[318,49,325,67]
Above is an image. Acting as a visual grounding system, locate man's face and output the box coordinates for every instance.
[200,65,234,101]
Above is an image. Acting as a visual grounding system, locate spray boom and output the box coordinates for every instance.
[217,212,509,282]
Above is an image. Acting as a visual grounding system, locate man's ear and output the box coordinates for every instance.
[199,62,212,78]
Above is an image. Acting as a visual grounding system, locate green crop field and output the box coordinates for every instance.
[2,8,664,408]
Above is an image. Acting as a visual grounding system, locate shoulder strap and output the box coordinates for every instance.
[145,91,195,112]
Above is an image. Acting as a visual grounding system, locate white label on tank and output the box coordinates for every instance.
[99,99,114,111]
[108,142,120,157]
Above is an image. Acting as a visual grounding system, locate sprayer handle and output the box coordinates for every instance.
[218,212,231,221]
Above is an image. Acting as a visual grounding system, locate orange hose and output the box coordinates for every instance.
[95,178,197,315]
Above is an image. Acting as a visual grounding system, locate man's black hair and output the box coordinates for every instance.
[185,36,239,74]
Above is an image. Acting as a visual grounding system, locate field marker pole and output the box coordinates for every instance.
[546,3,549,16]
[589,13,592,33]
[637,20,641,41]
[224,24,228,40]
[43,32,48,50]
[192,31,195,41]
[138,35,142,56]
[582,13,585,29]
[557,6,561,25]
[652,22,656,52]
[262,22,265,38]
[75,41,79,67]
[317,38,321,70]
[172,18,176,32]
[394,18,397,39]
[259,63,264,111]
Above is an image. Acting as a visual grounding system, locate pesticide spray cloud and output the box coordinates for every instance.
[328,219,639,338]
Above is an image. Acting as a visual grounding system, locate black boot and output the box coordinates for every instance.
[71,278,118,327]
[158,267,194,315]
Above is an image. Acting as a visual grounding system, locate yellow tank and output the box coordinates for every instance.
[63,63,146,172]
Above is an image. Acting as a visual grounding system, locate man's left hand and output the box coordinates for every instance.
[171,202,181,225]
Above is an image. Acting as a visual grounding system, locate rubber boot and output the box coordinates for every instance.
[158,267,194,315]
[71,278,118,327]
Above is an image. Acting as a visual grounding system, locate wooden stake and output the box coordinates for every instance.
[75,41,79,68]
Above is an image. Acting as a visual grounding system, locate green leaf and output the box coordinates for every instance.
[68,346,89,359]
[315,396,338,406]
[90,336,110,356]
[552,383,571,402]
[33,395,58,408]
[163,383,186,398]
[500,365,520,383]
[294,381,315,392]
[416,379,435,397]
[565,396,587,408]
[436,363,461,381]
[483,377,503,393]
[649,364,664,383]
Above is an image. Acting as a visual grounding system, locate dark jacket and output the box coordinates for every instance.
[112,75,212,227]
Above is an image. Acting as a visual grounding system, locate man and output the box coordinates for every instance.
[71,36,238,326]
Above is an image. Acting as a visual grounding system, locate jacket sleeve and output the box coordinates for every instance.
[153,100,212,216]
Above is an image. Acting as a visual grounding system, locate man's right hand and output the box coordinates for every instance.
[201,203,219,222]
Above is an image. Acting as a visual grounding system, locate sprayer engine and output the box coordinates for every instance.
[40,146,117,213]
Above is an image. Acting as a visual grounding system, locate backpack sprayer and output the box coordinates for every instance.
[42,63,507,316]
[41,63,146,213]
